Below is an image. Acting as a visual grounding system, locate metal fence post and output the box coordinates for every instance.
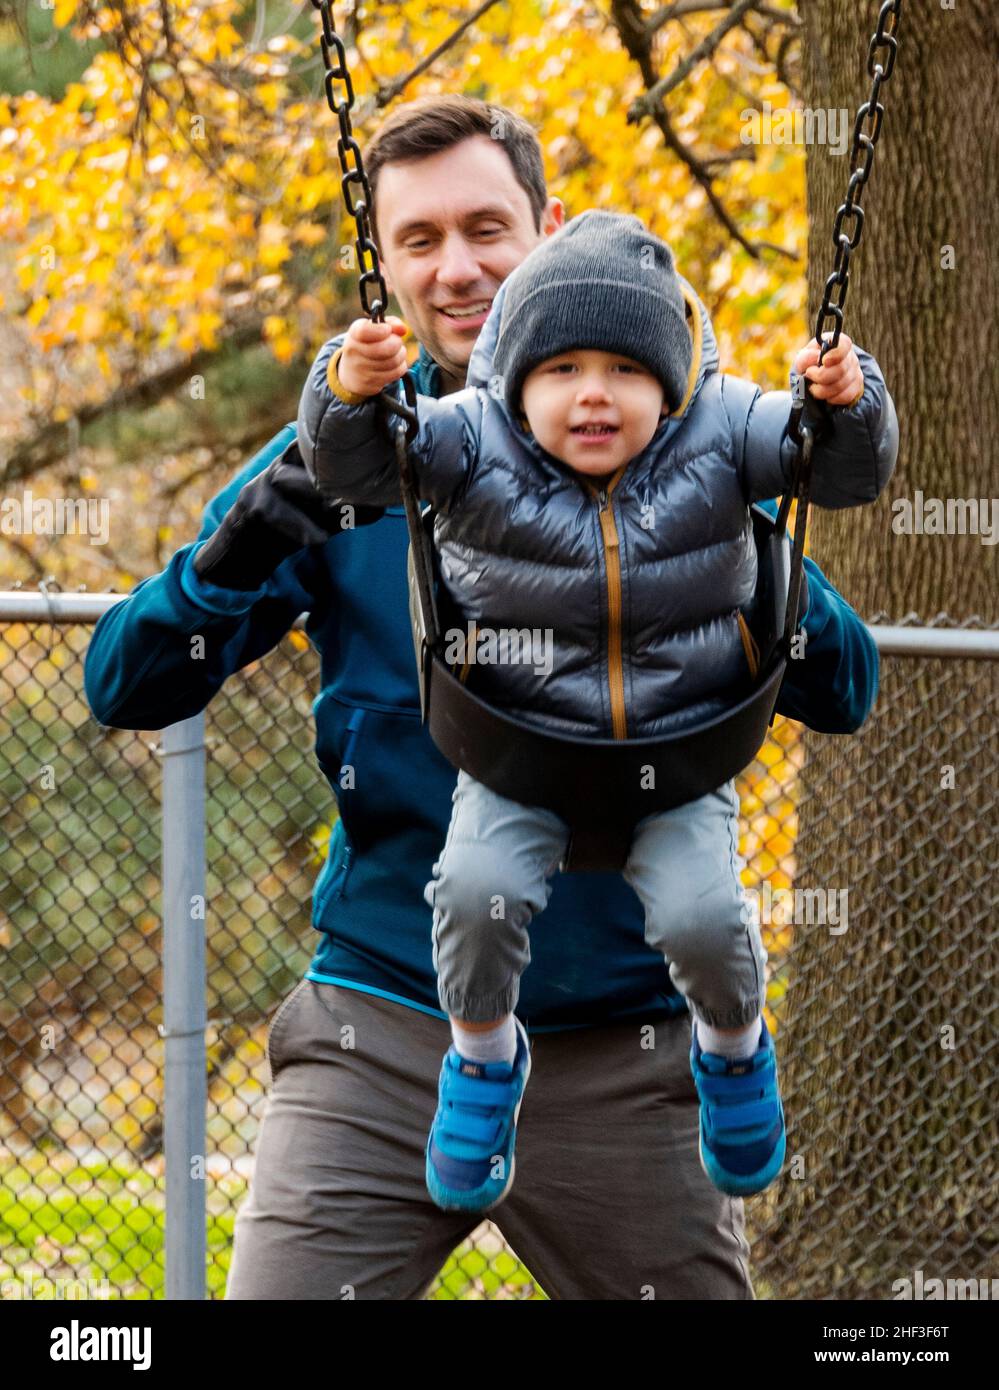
[160,714,207,1301]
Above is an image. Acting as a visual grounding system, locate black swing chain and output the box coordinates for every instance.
[779,0,903,650]
[309,0,902,662]
[308,0,437,656]
[813,0,903,365]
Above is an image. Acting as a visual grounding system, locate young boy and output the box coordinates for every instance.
[297,210,898,1213]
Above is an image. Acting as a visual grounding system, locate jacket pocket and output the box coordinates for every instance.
[312,700,366,920]
[336,706,367,811]
[311,816,355,927]
[313,689,458,859]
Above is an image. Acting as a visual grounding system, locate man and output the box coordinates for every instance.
[84,94,889,1299]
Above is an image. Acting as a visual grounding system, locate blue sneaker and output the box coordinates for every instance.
[691,1020,786,1197]
[426,1017,531,1212]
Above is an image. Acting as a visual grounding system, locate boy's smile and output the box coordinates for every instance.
[520,350,668,477]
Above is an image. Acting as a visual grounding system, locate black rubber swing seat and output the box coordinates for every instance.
[407,498,797,873]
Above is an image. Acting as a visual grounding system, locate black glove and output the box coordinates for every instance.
[192,440,385,590]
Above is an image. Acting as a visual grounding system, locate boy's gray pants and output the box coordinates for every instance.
[225,979,755,1299]
[428,771,767,1028]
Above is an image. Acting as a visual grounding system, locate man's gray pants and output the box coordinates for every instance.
[429,771,768,1028]
[225,979,755,1299]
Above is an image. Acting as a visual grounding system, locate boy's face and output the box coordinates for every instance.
[520,349,669,478]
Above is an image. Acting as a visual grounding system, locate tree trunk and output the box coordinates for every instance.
[759,0,999,1297]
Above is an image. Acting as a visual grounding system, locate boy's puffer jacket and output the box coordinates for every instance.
[297,277,898,739]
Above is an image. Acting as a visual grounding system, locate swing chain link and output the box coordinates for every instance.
[794,0,911,461]
[814,0,903,362]
[790,0,903,455]
[781,0,902,655]
[309,0,419,445]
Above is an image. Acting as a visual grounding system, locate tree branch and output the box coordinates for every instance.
[156,424,284,505]
[655,107,795,260]
[610,0,798,261]
[0,533,47,580]
[628,0,759,120]
[372,0,505,107]
[644,1,801,38]
[0,318,268,486]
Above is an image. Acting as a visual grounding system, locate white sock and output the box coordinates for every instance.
[451,1015,517,1066]
[696,1015,762,1061]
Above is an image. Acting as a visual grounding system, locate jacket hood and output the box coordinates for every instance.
[466,268,720,447]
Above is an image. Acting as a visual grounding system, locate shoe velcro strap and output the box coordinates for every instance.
[441,1113,501,1146]
[711,1098,778,1132]
[448,1076,515,1107]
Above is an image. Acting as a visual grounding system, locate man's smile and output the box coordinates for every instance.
[437,299,493,328]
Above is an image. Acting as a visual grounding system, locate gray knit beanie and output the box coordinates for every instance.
[492,209,692,418]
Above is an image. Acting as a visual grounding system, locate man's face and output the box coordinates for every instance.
[375,134,564,388]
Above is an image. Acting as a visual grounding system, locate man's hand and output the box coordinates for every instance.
[792,333,864,407]
[337,316,410,397]
[192,441,384,590]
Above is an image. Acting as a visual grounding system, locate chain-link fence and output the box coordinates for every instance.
[1,595,996,1300]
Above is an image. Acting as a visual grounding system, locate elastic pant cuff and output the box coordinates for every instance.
[687,997,765,1029]
[438,987,518,1024]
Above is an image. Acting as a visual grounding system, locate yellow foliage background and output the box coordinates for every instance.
[1,0,806,416]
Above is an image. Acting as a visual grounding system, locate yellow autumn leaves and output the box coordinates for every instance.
[3,0,807,386]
